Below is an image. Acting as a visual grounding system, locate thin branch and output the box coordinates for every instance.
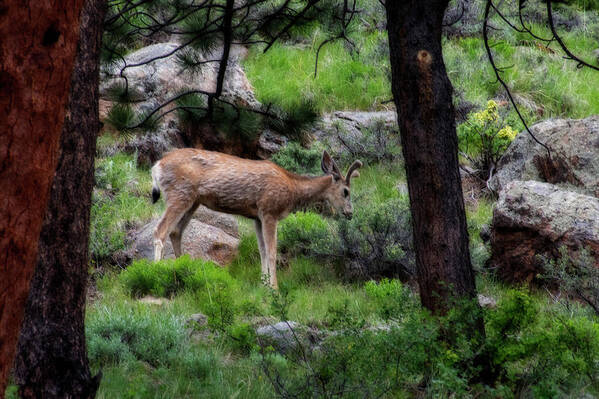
[546,0,599,71]
[483,0,551,157]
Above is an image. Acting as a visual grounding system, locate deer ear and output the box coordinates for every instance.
[321,151,341,177]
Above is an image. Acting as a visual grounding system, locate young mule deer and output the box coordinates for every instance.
[151,148,362,288]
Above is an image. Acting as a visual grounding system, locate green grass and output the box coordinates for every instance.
[444,24,599,120]
[244,31,391,113]
[91,153,163,264]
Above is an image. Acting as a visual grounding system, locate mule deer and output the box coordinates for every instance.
[151,148,362,288]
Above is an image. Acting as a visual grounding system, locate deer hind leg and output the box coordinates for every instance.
[254,219,267,282]
[260,216,278,289]
[170,201,200,258]
[153,200,194,261]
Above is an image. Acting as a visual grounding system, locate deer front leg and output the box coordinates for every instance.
[254,219,267,281]
[261,216,278,289]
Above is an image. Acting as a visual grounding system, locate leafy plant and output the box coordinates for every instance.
[458,100,519,181]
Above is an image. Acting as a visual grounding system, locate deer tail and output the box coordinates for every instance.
[151,162,161,204]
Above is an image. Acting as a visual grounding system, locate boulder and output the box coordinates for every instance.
[489,116,599,198]
[313,111,400,161]
[129,210,239,266]
[256,321,322,354]
[490,180,599,283]
[101,43,258,108]
[99,42,274,162]
[193,205,239,238]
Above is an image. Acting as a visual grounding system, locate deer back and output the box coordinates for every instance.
[156,148,299,219]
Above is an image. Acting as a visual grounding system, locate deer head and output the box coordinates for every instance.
[320,151,362,220]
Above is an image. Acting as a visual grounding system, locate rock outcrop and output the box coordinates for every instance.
[489,116,599,198]
[99,42,282,163]
[490,180,599,283]
[129,206,240,266]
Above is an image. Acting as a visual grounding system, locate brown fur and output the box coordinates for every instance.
[151,148,362,288]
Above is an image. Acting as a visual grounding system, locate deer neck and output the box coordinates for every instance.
[291,175,332,212]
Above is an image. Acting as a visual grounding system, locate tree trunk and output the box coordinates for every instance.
[0,1,85,393]
[12,0,106,397]
[384,1,478,314]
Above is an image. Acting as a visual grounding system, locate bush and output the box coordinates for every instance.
[457,100,519,181]
[91,154,156,265]
[338,197,414,280]
[541,246,599,315]
[119,255,236,298]
[278,211,337,259]
[364,279,418,321]
[271,142,322,175]
[86,304,186,367]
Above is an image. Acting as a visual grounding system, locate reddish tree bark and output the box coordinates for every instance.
[0,0,84,393]
[384,0,479,314]
[12,0,106,397]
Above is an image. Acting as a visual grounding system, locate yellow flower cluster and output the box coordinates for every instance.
[497,125,518,141]
[472,100,499,125]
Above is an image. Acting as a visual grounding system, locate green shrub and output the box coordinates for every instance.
[280,257,336,291]
[457,100,519,181]
[271,142,322,175]
[278,211,337,259]
[91,154,157,265]
[364,279,417,321]
[229,322,257,354]
[338,197,414,280]
[541,246,599,316]
[86,304,186,367]
[119,255,236,298]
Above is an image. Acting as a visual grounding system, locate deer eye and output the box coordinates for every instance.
[343,188,349,198]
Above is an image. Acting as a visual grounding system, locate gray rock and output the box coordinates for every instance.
[489,116,599,198]
[188,313,208,327]
[256,321,322,353]
[139,296,168,306]
[477,294,497,309]
[193,205,239,238]
[100,42,265,162]
[256,129,288,159]
[313,111,398,155]
[101,43,258,108]
[490,180,599,283]
[130,217,239,266]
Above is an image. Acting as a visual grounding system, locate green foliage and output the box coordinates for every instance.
[279,257,336,291]
[542,246,599,315]
[229,322,258,354]
[338,196,414,280]
[364,279,418,321]
[106,103,136,132]
[91,154,158,264]
[278,211,337,258]
[458,100,519,180]
[244,31,391,113]
[120,255,235,298]
[271,142,322,175]
[87,304,186,367]
[175,93,206,125]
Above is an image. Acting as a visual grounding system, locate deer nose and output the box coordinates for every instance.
[344,211,353,220]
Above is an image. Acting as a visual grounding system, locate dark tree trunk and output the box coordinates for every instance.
[0,1,85,393]
[12,0,106,397]
[384,1,478,315]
